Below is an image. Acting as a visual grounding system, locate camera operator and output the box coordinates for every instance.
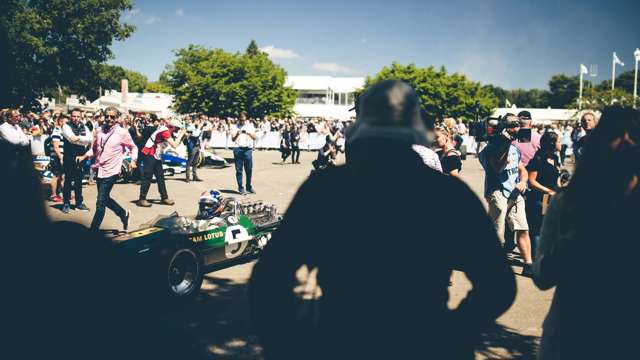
[231,112,257,195]
[185,118,203,182]
[512,111,541,167]
[137,118,186,207]
[479,114,534,276]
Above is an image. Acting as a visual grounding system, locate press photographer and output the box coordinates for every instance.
[479,114,534,276]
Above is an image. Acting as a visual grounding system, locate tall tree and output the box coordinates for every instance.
[166,42,296,117]
[364,62,498,121]
[0,0,134,109]
[246,39,260,57]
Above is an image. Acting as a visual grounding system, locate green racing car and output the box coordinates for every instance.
[103,197,281,300]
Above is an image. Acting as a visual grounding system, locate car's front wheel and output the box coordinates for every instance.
[166,246,203,299]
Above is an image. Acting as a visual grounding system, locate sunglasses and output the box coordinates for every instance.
[105,115,118,119]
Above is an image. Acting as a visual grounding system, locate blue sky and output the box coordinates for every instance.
[110,0,640,90]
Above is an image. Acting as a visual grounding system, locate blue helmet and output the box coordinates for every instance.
[197,190,224,220]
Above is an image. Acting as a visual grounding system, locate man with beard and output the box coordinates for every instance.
[80,107,137,231]
[249,81,516,360]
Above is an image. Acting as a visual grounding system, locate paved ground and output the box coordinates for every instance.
[47,149,553,359]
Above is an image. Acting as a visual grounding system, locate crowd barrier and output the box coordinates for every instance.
[209,131,329,150]
[30,132,480,153]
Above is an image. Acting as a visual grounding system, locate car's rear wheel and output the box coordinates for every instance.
[166,247,203,299]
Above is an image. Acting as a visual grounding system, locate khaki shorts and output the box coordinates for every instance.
[485,190,529,241]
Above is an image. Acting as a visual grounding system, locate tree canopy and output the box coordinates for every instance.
[1,0,135,109]
[96,64,148,94]
[363,63,498,121]
[165,43,297,117]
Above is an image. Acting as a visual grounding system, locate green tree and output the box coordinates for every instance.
[579,86,634,111]
[145,71,172,93]
[364,62,498,121]
[596,70,637,95]
[507,88,550,108]
[166,43,296,117]
[0,0,134,109]
[547,74,580,108]
[246,39,260,57]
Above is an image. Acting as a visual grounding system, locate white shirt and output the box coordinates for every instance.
[62,123,93,146]
[0,122,30,146]
[233,123,256,148]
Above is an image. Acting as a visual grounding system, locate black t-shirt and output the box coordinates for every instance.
[440,150,462,175]
[526,152,560,201]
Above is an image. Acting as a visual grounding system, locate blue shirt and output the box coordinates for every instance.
[479,143,521,198]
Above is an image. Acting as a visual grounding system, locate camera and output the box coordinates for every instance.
[486,114,519,144]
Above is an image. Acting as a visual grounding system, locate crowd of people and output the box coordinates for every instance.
[2,79,639,359]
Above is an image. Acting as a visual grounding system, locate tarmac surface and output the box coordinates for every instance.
[47,149,553,359]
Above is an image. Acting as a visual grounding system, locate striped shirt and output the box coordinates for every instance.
[50,127,64,158]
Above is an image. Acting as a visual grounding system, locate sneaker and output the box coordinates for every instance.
[61,204,71,214]
[75,203,90,211]
[193,177,203,182]
[161,198,175,206]
[48,195,61,202]
[247,188,256,194]
[521,263,534,277]
[121,209,131,231]
[137,199,152,207]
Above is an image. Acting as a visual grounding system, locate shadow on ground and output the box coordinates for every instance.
[476,323,539,360]
[159,275,263,360]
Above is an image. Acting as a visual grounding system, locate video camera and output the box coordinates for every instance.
[486,114,520,144]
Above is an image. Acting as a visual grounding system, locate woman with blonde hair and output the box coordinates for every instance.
[434,126,462,177]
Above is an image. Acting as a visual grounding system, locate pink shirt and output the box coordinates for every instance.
[513,131,541,167]
[89,125,138,179]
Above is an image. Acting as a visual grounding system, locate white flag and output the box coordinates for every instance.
[613,52,624,66]
[580,64,589,75]
[505,99,511,108]
[635,48,640,62]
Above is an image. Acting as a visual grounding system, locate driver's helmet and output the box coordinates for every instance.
[196,190,224,220]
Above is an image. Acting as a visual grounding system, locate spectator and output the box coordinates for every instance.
[479,114,534,276]
[513,110,541,167]
[559,125,572,165]
[435,126,462,177]
[61,108,93,214]
[47,116,66,202]
[525,131,561,255]
[572,112,598,162]
[279,124,291,163]
[290,125,301,164]
[231,112,257,195]
[185,119,203,183]
[83,107,137,231]
[137,118,186,207]
[0,109,30,145]
[534,106,640,360]
[250,80,516,360]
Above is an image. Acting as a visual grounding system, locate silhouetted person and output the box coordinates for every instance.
[534,106,640,360]
[249,80,516,360]
[1,141,193,360]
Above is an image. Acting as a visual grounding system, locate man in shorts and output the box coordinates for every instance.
[479,114,533,276]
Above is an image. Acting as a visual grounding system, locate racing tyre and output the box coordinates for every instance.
[165,245,204,301]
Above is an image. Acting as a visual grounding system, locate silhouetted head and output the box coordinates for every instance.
[345,80,429,148]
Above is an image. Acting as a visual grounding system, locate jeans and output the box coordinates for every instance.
[139,155,168,200]
[186,146,200,180]
[291,145,300,163]
[233,147,253,191]
[63,156,84,205]
[90,175,125,230]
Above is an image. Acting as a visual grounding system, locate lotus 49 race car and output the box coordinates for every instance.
[103,198,281,300]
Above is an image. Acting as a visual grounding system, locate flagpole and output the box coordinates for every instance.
[611,53,616,105]
[634,48,639,109]
[579,65,584,110]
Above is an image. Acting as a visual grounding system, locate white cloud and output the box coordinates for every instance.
[312,62,356,74]
[260,45,301,59]
[176,8,184,16]
[144,15,161,25]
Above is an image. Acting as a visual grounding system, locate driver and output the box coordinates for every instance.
[196,190,225,220]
